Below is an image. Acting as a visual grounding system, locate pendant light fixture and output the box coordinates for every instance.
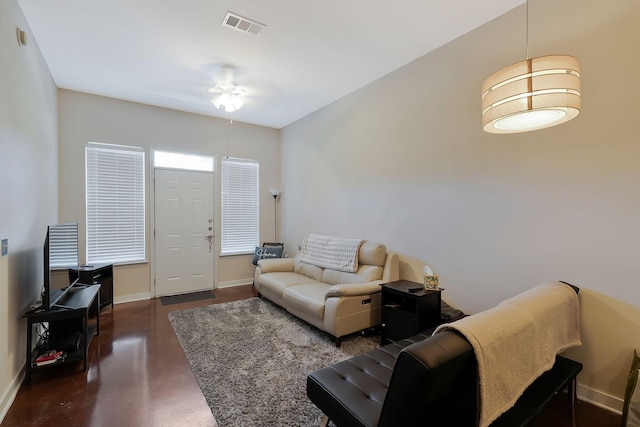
[481,1,581,133]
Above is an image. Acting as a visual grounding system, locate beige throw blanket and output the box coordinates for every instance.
[299,233,364,273]
[433,281,581,427]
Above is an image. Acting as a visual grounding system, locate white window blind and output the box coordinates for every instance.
[85,144,145,264]
[49,222,79,268]
[221,157,259,255]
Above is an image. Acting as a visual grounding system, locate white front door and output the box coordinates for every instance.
[154,169,215,296]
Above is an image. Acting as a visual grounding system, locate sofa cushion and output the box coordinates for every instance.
[283,283,331,321]
[258,272,319,298]
[322,265,384,285]
[293,258,324,282]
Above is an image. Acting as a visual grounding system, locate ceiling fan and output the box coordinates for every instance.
[208,65,247,113]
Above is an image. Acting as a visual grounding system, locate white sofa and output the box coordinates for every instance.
[254,238,399,345]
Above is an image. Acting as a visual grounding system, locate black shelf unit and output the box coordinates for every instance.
[381,280,442,345]
[23,285,100,381]
[69,263,113,310]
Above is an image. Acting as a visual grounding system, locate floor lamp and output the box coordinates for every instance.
[269,189,281,242]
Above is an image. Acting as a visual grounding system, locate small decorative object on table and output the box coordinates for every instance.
[423,265,439,290]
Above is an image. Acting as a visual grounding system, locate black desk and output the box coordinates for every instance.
[23,285,100,381]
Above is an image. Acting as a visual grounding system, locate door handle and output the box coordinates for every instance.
[204,234,214,252]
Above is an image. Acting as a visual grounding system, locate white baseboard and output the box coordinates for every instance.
[114,292,151,305]
[577,383,623,415]
[0,369,24,424]
[217,279,253,289]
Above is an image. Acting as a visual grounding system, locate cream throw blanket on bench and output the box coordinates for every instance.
[299,233,364,273]
[434,281,581,427]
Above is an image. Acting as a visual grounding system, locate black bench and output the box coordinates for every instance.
[307,283,583,427]
[491,355,582,426]
[307,328,582,427]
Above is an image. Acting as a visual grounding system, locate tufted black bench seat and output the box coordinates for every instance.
[307,283,583,427]
[306,331,431,426]
[307,328,476,426]
[308,329,582,427]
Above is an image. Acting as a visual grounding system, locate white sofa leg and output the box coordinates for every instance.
[320,414,330,427]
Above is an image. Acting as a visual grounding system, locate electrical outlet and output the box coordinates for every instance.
[1,239,7,256]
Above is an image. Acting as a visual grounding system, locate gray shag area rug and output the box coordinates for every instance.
[168,297,379,427]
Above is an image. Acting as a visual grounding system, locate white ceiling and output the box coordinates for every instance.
[18,0,524,129]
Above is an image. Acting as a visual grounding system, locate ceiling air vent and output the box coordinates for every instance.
[222,12,266,36]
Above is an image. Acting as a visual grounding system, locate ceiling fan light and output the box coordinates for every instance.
[212,92,242,111]
[218,93,231,105]
[209,78,246,112]
[231,96,244,110]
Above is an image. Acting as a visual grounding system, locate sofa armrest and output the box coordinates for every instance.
[256,257,295,273]
[325,281,383,298]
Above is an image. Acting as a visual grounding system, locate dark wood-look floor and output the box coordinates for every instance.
[2,285,621,427]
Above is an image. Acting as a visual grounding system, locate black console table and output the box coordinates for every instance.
[23,285,100,381]
[381,280,442,345]
[69,263,113,310]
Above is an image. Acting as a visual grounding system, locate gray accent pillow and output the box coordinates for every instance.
[252,246,284,265]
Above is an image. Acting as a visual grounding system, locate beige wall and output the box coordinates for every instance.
[281,0,640,412]
[0,0,58,419]
[57,90,280,301]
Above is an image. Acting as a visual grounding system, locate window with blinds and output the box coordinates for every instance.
[85,144,145,264]
[49,222,79,268]
[221,157,259,255]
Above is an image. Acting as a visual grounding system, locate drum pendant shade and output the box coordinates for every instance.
[481,55,581,133]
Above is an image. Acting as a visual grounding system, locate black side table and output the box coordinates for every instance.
[381,279,442,345]
[69,263,114,310]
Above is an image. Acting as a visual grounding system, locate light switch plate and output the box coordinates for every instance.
[1,239,8,256]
